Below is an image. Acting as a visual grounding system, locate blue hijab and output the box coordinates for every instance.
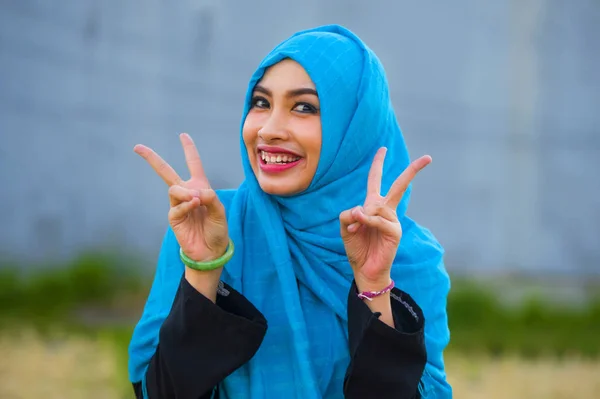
[129,24,451,398]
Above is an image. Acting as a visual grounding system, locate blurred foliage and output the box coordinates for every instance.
[0,252,144,325]
[0,253,142,397]
[1,256,599,360]
[447,281,600,358]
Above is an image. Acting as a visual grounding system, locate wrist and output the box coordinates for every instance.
[184,239,229,263]
[354,274,393,294]
[362,290,392,311]
[184,267,223,303]
[180,238,234,271]
[354,277,395,328]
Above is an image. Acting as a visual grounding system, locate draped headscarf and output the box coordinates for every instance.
[129,24,451,398]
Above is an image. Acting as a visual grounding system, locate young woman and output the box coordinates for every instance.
[128,24,452,399]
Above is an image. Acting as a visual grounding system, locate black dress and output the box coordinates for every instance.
[132,277,426,399]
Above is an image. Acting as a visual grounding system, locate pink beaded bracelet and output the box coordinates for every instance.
[357,280,395,301]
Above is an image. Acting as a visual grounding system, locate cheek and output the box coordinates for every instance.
[301,123,322,163]
[242,115,261,151]
[242,121,254,147]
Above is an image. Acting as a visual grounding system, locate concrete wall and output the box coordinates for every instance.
[1,0,598,275]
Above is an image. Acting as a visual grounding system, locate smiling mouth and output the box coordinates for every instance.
[259,150,302,165]
[258,150,303,172]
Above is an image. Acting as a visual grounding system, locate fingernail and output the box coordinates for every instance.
[191,190,200,197]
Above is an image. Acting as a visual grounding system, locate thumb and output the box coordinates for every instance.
[197,189,225,220]
[339,206,362,238]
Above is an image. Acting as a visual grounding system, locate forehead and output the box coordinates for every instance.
[258,59,316,90]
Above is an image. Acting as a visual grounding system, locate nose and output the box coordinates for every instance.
[258,112,290,142]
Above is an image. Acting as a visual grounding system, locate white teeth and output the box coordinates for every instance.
[260,151,300,164]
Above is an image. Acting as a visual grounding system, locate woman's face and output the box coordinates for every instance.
[243,59,322,196]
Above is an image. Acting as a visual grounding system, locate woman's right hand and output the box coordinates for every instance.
[134,133,229,265]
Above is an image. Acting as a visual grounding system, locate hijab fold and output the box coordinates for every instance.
[129,24,451,398]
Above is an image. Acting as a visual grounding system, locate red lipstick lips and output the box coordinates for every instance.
[257,145,303,173]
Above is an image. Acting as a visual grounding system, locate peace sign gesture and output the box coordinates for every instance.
[340,147,432,292]
[134,133,229,263]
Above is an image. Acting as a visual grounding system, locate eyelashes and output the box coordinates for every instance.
[251,96,269,109]
[294,103,318,114]
[250,96,319,114]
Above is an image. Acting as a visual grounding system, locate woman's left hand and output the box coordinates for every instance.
[339,147,432,292]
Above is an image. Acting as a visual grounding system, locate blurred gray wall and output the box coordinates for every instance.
[1,0,598,276]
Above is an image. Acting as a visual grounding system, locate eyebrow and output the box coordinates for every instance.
[254,84,318,98]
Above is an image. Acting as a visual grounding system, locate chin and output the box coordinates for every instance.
[257,178,304,197]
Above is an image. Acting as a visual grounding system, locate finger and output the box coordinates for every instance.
[180,133,208,184]
[367,147,387,196]
[169,197,200,222]
[385,155,432,209]
[340,207,361,235]
[351,207,400,238]
[134,144,182,186]
[362,203,398,223]
[342,203,399,235]
[347,222,361,233]
[168,185,200,207]
[345,203,398,233]
[196,189,224,219]
[340,207,359,228]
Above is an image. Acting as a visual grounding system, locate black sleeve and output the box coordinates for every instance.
[344,281,427,399]
[132,277,268,399]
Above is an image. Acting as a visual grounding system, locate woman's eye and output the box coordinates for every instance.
[251,97,270,109]
[293,103,318,114]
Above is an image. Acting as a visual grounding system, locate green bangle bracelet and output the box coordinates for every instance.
[179,239,235,271]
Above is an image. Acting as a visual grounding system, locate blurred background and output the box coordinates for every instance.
[1,1,599,398]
